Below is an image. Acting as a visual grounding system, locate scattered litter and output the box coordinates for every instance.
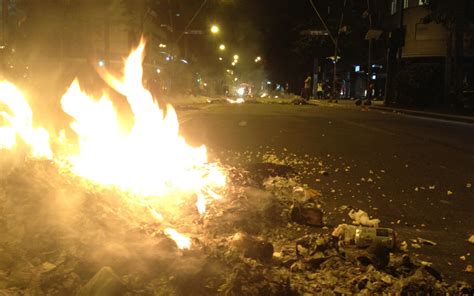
[273,251,282,258]
[332,224,396,249]
[231,232,274,262]
[400,241,409,252]
[466,265,474,273]
[417,237,437,246]
[429,185,435,190]
[290,203,324,227]
[292,186,320,202]
[412,243,422,249]
[447,190,454,196]
[467,183,472,189]
[468,235,474,245]
[460,256,466,261]
[348,209,380,227]
[0,153,471,295]
[41,262,57,273]
[79,266,124,296]
[418,260,433,267]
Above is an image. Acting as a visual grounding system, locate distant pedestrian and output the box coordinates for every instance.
[367,82,375,101]
[316,82,324,99]
[302,74,311,100]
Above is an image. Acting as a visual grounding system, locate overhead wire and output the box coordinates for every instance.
[307,0,338,47]
[176,0,209,43]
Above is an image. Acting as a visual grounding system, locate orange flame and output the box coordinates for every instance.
[0,81,52,159]
[59,40,226,200]
[164,228,191,250]
[0,39,227,249]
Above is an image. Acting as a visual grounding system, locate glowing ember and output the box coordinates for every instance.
[164,228,191,250]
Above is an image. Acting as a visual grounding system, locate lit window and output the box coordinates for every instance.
[391,0,397,14]
[404,0,409,8]
[418,0,426,5]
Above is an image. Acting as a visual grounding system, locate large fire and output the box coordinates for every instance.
[0,40,226,249]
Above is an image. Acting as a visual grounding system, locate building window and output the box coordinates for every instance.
[404,0,409,8]
[418,0,427,5]
[391,0,397,15]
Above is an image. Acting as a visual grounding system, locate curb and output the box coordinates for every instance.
[369,105,474,124]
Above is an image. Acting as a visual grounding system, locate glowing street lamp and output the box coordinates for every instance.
[210,25,220,34]
[233,54,239,60]
[231,61,236,66]
[219,44,226,51]
[218,57,223,61]
[255,56,262,63]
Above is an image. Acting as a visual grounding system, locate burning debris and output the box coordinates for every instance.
[0,42,473,295]
[0,158,473,294]
[0,40,226,246]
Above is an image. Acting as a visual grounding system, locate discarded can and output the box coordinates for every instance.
[332,224,396,249]
[354,227,396,249]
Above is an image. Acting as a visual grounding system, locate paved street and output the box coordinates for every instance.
[179,102,474,283]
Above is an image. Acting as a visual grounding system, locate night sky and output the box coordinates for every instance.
[175,0,378,91]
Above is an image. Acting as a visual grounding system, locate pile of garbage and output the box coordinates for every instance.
[0,159,472,295]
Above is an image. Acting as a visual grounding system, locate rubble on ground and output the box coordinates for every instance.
[0,158,472,295]
[468,235,474,245]
[348,209,380,227]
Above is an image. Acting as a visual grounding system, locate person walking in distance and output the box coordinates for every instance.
[302,74,312,101]
[316,81,324,99]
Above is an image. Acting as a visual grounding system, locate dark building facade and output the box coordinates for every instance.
[386,0,474,107]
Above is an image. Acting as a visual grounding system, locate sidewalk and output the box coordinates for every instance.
[312,99,474,124]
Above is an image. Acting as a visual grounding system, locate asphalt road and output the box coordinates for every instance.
[178,102,474,283]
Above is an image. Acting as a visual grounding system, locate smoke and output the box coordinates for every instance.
[0,158,191,280]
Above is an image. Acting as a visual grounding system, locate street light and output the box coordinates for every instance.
[233,54,239,60]
[210,25,220,34]
[218,57,223,61]
[255,56,262,63]
[219,44,226,51]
